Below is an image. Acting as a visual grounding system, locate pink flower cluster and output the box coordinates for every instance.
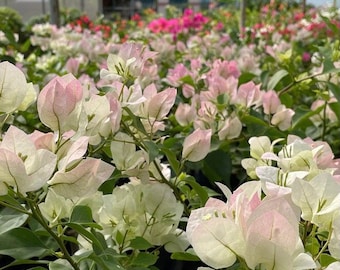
[148,9,209,36]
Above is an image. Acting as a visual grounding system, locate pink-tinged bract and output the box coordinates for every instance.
[182,128,212,162]
[37,74,83,133]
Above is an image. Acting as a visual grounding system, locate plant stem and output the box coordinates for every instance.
[152,160,190,216]
[0,200,31,216]
[278,72,322,96]
[26,198,81,270]
[321,101,328,141]
[314,223,333,262]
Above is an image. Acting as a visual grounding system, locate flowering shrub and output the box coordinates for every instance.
[0,3,340,270]
[68,15,113,39]
[148,8,209,38]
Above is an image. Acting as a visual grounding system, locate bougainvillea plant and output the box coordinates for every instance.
[0,3,340,270]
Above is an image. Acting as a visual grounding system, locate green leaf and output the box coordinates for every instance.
[238,72,256,85]
[170,252,200,261]
[327,82,340,103]
[320,253,337,267]
[322,57,335,74]
[180,75,195,87]
[67,223,105,253]
[49,259,73,270]
[161,147,180,175]
[0,227,49,259]
[267,69,289,90]
[144,141,159,163]
[292,105,324,130]
[130,237,153,250]
[241,114,268,127]
[0,259,50,269]
[20,38,31,53]
[183,176,209,205]
[4,31,16,45]
[123,107,147,136]
[0,193,27,211]
[329,102,340,122]
[280,92,294,108]
[0,207,28,234]
[320,15,340,37]
[318,45,336,74]
[316,231,329,241]
[116,230,125,245]
[305,236,320,256]
[90,228,108,255]
[70,205,101,229]
[132,252,158,267]
[86,250,123,270]
[202,149,231,186]
[70,205,93,223]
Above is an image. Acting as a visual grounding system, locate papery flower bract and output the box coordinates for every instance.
[310,99,338,126]
[84,93,122,145]
[262,90,281,114]
[107,81,146,111]
[248,136,272,159]
[241,158,259,179]
[232,81,262,108]
[271,105,295,131]
[97,182,185,252]
[139,182,184,245]
[147,87,177,121]
[83,95,113,145]
[329,215,340,260]
[37,74,84,133]
[175,103,196,126]
[166,63,191,87]
[100,42,157,84]
[0,61,37,113]
[291,172,340,229]
[226,181,262,232]
[107,94,122,134]
[39,188,73,226]
[244,194,315,270]
[57,136,89,171]
[182,129,212,162]
[187,180,316,270]
[48,157,114,199]
[302,137,338,170]
[0,126,57,195]
[110,132,146,172]
[325,262,340,270]
[29,130,56,152]
[186,181,262,269]
[242,136,284,179]
[256,166,309,186]
[98,185,137,241]
[218,116,242,140]
[65,57,80,75]
[17,82,38,111]
[187,206,246,269]
[162,229,189,253]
